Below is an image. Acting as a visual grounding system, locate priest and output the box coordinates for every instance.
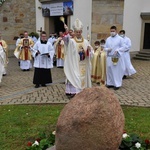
[32,31,54,88]
[15,31,34,71]
[91,40,106,85]
[63,19,94,97]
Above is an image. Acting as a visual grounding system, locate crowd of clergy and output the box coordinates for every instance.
[0,18,136,98]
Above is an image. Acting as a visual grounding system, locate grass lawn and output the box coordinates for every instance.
[0,105,149,150]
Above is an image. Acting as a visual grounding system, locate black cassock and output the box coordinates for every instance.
[33,68,52,85]
[33,40,52,85]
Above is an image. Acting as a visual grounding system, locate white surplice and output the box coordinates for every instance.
[32,41,54,69]
[64,35,93,91]
[105,34,125,87]
[122,36,136,76]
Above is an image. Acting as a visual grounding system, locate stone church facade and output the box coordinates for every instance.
[92,0,124,45]
[0,0,36,55]
[0,0,150,56]
[0,0,124,56]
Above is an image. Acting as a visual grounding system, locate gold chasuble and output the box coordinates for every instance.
[91,47,106,84]
[74,36,91,89]
[55,38,64,59]
[14,38,34,60]
[20,38,34,60]
[64,18,93,91]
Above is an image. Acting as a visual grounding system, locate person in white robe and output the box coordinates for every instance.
[63,19,94,97]
[48,33,57,46]
[0,33,8,76]
[119,30,136,78]
[48,33,57,66]
[105,26,125,90]
[32,31,54,88]
[15,33,24,66]
[16,33,24,47]
[0,45,5,84]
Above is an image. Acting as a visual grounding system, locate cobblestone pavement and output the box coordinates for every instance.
[0,57,150,107]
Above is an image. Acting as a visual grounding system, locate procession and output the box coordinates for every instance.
[0,19,137,98]
[0,0,150,149]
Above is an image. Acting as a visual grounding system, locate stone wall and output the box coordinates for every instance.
[0,0,36,56]
[92,0,124,45]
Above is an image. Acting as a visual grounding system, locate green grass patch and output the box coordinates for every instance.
[0,105,149,150]
[122,106,150,139]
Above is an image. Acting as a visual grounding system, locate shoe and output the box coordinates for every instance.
[66,93,71,96]
[123,75,127,79]
[35,84,39,88]
[114,87,120,90]
[70,94,76,98]
[3,74,7,76]
[26,69,30,71]
[106,85,114,88]
[41,84,46,87]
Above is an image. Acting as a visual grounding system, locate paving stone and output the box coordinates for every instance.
[0,57,150,106]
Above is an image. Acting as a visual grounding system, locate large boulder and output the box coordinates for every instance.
[55,86,125,150]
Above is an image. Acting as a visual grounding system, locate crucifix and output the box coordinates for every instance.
[37,27,43,33]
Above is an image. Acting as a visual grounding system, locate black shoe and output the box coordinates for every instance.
[114,87,120,90]
[22,69,26,71]
[70,94,76,98]
[41,84,46,87]
[26,69,30,71]
[3,74,7,76]
[106,85,114,88]
[66,93,71,96]
[123,75,127,79]
[35,84,39,88]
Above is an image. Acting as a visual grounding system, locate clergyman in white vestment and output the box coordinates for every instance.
[63,19,94,97]
[119,30,136,78]
[105,26,125,90]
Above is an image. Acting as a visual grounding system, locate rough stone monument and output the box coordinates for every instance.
[55,86,125,150]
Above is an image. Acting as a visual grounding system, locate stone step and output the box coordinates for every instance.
[136,54,150,57]
[139,51,150,55]
[133,56,150,61]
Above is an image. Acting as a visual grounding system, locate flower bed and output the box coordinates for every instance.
[26,131,55,150]
[26,131,150,150]
[0,0,5,6]
[119,131,150,150]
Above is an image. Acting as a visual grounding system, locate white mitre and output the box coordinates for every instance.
[72,18,83,31]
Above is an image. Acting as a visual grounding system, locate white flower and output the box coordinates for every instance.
[32,140,39,146]
[122,133,129,139]
[52,131,56,135]
[135,142,141,148]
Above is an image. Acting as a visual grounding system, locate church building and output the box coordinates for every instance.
[0,0,150,55]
